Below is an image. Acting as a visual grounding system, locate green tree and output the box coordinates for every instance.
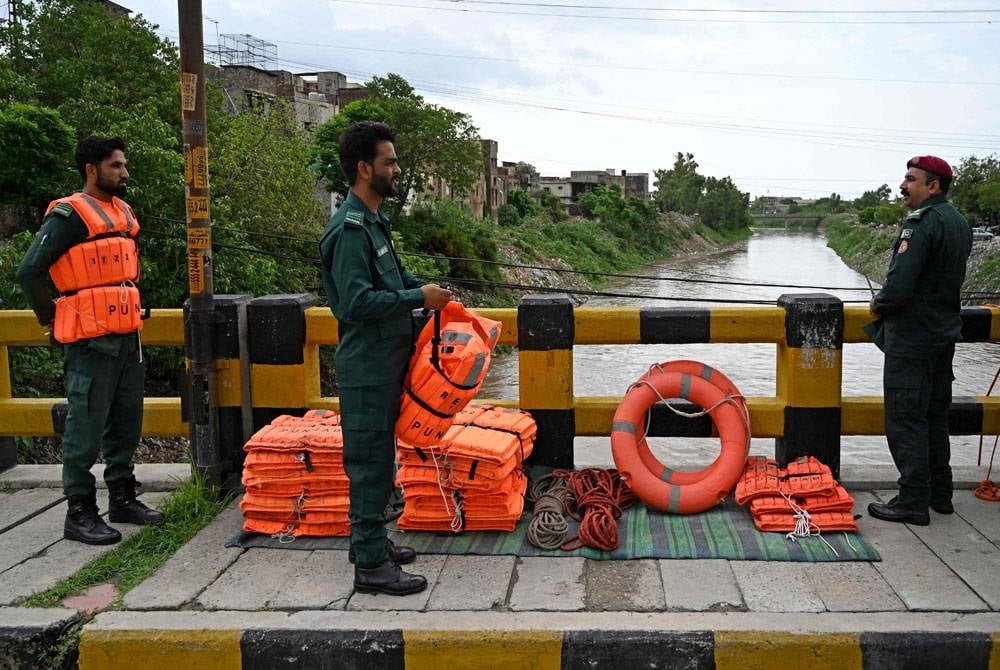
[858,203,906,227]
[0,102,75,212]
[312,73,482,220]
[978,182,1000,226]
[507,189,542,220]
[698,176,751,231]
[653,152,705,214]
[853,184,892,210]
[0,0,180,139]
[208,104,327,298]
[951,154,1000,226]
[535,188,566,221]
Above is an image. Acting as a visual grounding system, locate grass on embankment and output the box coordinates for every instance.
[20,471,231,609]
[822,213,1000,298]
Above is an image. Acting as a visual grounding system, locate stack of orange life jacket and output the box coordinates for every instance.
[240,409,351,538]
[735,455,858,533]
[396,404,536,533]
[395,302,502,447]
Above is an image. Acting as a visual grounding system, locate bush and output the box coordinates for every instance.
[397,199,504,288]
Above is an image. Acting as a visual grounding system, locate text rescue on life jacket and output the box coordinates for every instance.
[45,193,144,344]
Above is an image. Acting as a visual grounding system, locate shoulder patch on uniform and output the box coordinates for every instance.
[900,228,913,239]
[343,209,364,228]
[375,245,390,258]
[51,202,73,218]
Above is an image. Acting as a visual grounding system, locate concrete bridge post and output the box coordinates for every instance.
[0,345,14,471]
[247,294,318,434]
[210,295,252,491]
[517,294,575,468]
[775,293,844,478]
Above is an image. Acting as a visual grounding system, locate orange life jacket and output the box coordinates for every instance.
[395,302,502,446]
[45,193,143,344]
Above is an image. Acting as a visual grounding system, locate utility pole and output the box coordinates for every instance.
[178,0,221,488]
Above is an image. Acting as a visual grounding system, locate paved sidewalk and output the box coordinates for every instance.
[1,463,999,668]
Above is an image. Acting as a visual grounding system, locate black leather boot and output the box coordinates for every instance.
[348,538,416,565]
[868,497,930,526]
[108,476,165,526]
[354,561,427,596]
[64,493,121,545]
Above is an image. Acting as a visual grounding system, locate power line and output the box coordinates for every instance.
[271,55,1000,157]
[266,38,1000,89]
[324,0,1000,24]
[139,214,993,300]
[411,1,1000,15]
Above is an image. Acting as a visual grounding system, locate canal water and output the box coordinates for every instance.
[481,229,1000,468]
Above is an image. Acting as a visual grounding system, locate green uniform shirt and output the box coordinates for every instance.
[319,191,424,387]
[870,194,972,358]
[16,205,89,326]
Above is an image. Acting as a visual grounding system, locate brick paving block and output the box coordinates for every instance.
[659,559,744,611]
[198,549,312,610]
[856,492,987,611]
[586,559,666,612]
[804,561,905,612]
[124,503,244,610]
[509,557,585,612]
[0,489,64,533]
[267,550,355,610]
[730,561,826,612]
[426,555,516,611]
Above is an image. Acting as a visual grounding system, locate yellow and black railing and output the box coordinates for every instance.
[2,295,998,484]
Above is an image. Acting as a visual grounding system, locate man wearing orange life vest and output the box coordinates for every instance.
[16,136,163,545]
[319,121,452,595]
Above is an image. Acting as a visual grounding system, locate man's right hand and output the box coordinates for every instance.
[421,284,453,310]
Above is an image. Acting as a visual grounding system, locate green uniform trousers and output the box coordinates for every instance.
[62,335,144,497]
[883,342,955,510]
[340,381,403,569]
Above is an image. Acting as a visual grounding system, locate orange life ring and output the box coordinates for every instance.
[611,362,749,514]
[632,361,747,487]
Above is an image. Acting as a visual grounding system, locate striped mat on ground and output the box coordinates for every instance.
[227,494,880,561]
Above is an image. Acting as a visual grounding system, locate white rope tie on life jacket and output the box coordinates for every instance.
[780,490,838,557]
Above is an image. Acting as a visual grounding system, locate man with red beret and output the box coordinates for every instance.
[866,155,972,526]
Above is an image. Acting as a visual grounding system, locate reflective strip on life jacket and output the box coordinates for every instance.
[53,284,143,344]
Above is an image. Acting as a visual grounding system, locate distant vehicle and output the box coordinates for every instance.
[972,227,994,240]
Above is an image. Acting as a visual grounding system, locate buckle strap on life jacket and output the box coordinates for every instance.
[404,386,453,419]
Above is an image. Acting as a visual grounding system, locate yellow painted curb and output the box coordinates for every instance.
[79,629,242,670]
[714,631,862,670]
[403,630,562,670]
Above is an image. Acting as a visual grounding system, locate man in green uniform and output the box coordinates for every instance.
[319,121,452,595]
[866,155,972,526]
[16,136,164,545]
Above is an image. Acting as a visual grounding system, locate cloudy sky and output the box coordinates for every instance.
[126,1,999,199]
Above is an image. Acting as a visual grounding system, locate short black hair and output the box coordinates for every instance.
[338,121,395,186]
[923,170,952,195]
[75,136,127,181]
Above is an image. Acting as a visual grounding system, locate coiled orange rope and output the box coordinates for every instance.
[552,468,638,551]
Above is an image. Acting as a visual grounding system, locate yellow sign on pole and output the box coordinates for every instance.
[188,252,205,294]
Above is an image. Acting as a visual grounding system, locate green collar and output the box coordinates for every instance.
[344,190,380,223]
